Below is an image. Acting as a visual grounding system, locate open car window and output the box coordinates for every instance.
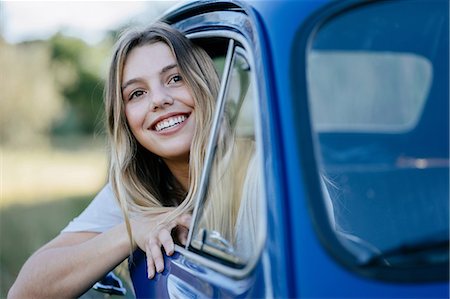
[186,40,264,268]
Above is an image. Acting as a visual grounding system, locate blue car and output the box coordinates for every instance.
[95,0,449,298]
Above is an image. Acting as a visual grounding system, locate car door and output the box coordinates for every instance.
[128,4,273,298]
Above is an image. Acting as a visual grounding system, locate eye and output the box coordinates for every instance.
[168,74,183,85]
[129,90,146,100]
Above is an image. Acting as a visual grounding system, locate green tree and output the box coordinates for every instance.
[0,39,63,146]
[49,34,110,136]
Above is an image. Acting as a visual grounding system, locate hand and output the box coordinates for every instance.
[130,212,191,279]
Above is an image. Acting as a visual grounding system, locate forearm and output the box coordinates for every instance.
[8,222,133,299]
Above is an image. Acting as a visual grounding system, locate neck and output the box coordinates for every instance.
[163,158,190,191]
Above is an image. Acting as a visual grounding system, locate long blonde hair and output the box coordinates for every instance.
[105,22,220,243]
[202,137,256,244]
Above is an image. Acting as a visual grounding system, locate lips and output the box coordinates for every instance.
[151,113,190,132]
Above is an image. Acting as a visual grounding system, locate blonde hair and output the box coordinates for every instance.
[202,137,256,244]
[105,22,220,244]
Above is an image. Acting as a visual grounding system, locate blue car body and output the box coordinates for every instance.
[125,0,449,298]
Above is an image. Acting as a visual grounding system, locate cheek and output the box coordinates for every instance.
[180,87,196,109]
[186,95,196,109]
[125,103,145,130]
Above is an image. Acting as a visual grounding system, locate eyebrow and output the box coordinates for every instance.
[121,63,179,90]
[161,63,178,74]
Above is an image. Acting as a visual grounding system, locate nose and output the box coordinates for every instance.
[149,86,174,111]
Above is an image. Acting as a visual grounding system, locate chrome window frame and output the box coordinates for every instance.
[185,38,236,248]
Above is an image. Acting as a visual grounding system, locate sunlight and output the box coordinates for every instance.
[2,148,107,207]
[2,1,175,44]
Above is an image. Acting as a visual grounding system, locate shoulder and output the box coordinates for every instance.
[61,183,123,233]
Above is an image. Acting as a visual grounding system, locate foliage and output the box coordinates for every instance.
[0,33,113,147]
[0,39,63,146]
[49,33,112,136]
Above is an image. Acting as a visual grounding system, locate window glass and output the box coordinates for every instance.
[308,51,431,132]
[306,0,448,272]
[190,47,262,266]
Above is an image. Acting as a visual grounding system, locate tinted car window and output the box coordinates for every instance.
[305,0,448,275]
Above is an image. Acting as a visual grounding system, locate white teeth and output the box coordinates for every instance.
[155,115,187,132]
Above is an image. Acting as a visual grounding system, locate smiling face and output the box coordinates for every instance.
[122,42,196,164]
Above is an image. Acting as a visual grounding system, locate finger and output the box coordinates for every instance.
[177,227,189,246]
[149,240,165,274]
[159,228,175,256]
[176,214,192,228]
[145,246,155,279]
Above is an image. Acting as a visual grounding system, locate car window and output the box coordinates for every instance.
[308,51,431,133]
[304,0,448,279]
[188,42,264,267]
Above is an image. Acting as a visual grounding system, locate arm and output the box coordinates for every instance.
[8,212,191,298]
[8,179,190,297]
[8,223,131,299]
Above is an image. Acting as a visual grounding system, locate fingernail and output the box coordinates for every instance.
[148,269,154,279]
[156,262,163,273]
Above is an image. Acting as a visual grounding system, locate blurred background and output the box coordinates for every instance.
[0,1,177,296]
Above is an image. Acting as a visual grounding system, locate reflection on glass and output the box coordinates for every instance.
[308,51,432,133]
[191,51,261,265]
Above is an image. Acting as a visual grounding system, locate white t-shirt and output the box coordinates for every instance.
[61,184,123,233]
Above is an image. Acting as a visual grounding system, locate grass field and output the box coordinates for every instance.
[0,195,93,296]
[1,145,108,297]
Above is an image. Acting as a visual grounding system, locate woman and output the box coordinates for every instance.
[8,22,221,298]
[106,21,220,276]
